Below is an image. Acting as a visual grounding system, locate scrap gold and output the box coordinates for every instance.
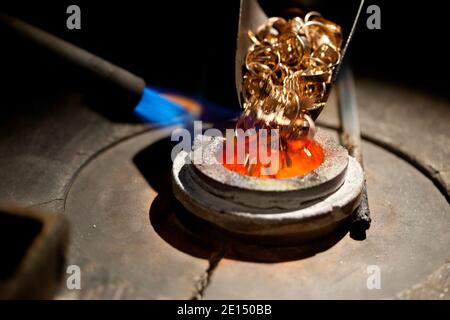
[238,11,342,141]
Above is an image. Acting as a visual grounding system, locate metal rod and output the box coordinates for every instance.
[0,12,145,104]
[338,66,371,238]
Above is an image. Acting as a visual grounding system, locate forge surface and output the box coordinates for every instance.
[172,130,364,241]
[2,32,450,299]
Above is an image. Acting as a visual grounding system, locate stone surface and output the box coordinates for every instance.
[356,77,450,197]
[202,140,450,299]
[0,41,212,299]
[0,89,150,208]
[57,129,213,299]
[0,37,449,299]
[397,263,450,300]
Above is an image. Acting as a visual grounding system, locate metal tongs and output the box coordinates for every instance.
[235,0,371,237]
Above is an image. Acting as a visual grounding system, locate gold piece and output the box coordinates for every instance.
[271,64,290,85]
[247,30,261,46]
[301,82,327,104]
[312,43,340,67]
[300,66,332,83]
[242,74,272,104]
[276,32,306,67]
[304,11,322,22]
[303,19,342,51]
[245,45,280,75]
[281,18,303,34]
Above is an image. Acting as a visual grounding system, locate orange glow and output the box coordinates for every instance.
[221,137,324,179]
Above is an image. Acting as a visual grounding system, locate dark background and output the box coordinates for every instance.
[0,0,448,109]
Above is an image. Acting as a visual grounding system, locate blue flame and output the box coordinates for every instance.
[133,87,193,126]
